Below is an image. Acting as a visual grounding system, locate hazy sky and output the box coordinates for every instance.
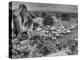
[12,1,78,13]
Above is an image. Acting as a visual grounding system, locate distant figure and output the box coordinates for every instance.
[42,12,54,26]
[61,14,70,21]
[42,12,47,18]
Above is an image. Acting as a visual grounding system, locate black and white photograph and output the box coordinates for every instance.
[9,1,78,58]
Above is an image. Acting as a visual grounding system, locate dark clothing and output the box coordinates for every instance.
[43,15,54,26]
[61,14,70,21]
[12,15,20,36]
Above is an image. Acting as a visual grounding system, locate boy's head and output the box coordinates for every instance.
[19,4,27,12]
